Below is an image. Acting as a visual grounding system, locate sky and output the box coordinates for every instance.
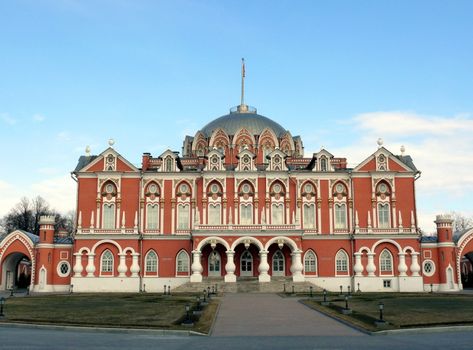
[0,0,472,233]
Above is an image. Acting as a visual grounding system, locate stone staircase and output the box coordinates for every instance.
[173,277,323,294]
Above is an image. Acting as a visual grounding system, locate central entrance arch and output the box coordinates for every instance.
[240,250,253,277]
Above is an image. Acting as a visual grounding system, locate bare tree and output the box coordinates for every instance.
[0,196,74,236]
[450,211,473,233]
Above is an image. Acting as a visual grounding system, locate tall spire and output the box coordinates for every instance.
[238,58,248,112]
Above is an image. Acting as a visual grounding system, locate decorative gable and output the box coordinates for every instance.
[236,148,256,171]
[313,149,334,172]
[158,149,180,173]
[266,148,288,171]
[205,148,225,171]
[77,147,139,173]
[354,147,416,173]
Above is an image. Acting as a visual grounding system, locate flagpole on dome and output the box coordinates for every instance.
[238,58,248,112]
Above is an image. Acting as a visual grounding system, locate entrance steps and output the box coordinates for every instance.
[173,277,323,294]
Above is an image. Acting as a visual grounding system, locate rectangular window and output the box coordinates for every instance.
[378,204,390,228]
[146,205,159,230]
[271,204,284,225]
[177,205,190,230]
[103,204,115,229]
[208,204,221,225]
[335,204,347,229]
[240,204,253,225]
[383,280,392,288]
[303,204,315,229]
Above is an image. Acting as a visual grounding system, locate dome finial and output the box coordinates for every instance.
[238,58,248,113]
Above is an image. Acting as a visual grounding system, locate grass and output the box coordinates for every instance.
[303,292,473,332]
[0,293,219,334]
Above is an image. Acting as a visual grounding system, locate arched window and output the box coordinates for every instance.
[335,250,348,273]
[208,251,221,276]
[320,157,327,171]
[177,204,190,230]
[145,250,158,273]
[208,203,221,225]
[103,203,115,229]
[335,204,347,229]
[176,250,189,273]
[165,157,173,172]
[271,203,284,225]
[304,250,317,273]
[378,203,390,228]
[146,204,159,230]
[240,204,253,225]
[303,204,316,229]
[101,250,113,273]
[380,249,393,272]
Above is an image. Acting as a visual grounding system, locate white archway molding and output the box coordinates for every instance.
[231,236,264,251]
[402,246,417,254]
[196,236,231,252]
[123,246,137,254]
[0,231,37,288]
[91,240,123,254]
[77,247,91,254]
[264,236,300,252]
[356,246,372,254]
[455,228,473,288]
[371,239,402,254]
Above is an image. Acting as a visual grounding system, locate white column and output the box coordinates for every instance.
[190,250,203,282]
[86,253,96,277]
[410,252,421,276]
[258,250,271,282]
[290,250,304,282]
[366,253,376,276]
[77,212,82,234]
[118,253,127,277]
[73,253,84,277]
[398,253,408,276]
[224,250,236,282]
[354,252,363,276]
[130,253,140,277]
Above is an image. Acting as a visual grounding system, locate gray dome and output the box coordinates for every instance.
[200,110,287,138]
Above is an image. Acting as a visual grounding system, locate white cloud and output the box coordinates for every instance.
[30,175,76,214]
[57,131,71,141]
[1,113,16,125]
[33,114,46,122]
[0,176,76,219]
[320,111,473,233]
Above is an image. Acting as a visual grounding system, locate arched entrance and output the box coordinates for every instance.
[240,250,253,277]
[456,229,473,290]
[1,253,32,290]
[208,251,221,277]
[272,250,285,277]
[460,253,473,288]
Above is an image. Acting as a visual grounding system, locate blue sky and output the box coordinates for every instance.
[0,0,472,232]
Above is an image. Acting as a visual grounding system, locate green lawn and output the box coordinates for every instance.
[0,293,218,333]
[303,292,473,332]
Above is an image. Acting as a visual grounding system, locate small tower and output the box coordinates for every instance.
[33,215,56,292]
[39,215,56,244]
[434,214,458,291]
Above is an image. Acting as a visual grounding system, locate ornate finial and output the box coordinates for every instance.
[108,138,115,148]
[400,145,405,156]
[85,145,91,156]
[377,138,383,148]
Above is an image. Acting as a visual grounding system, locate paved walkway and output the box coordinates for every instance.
[211,293,364,337]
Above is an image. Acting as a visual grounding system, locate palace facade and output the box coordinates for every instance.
[1,102,472,293]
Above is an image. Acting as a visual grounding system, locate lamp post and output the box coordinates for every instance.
[10,288,14,297]
[164,285,167,296]
[430,283,433,293]
[378,302,384,322]
[292,285,295,295]
[345,295,349,310]
[70,284,74,294]
[339,285,343,295]
[185,304,190,322]
[323,289,327,303]
[357,282,361,293]
[202,289,207,303]
[0,297,5,317]
[167,286,171,296]
[347,285,351,297]
[309,286,313,298]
